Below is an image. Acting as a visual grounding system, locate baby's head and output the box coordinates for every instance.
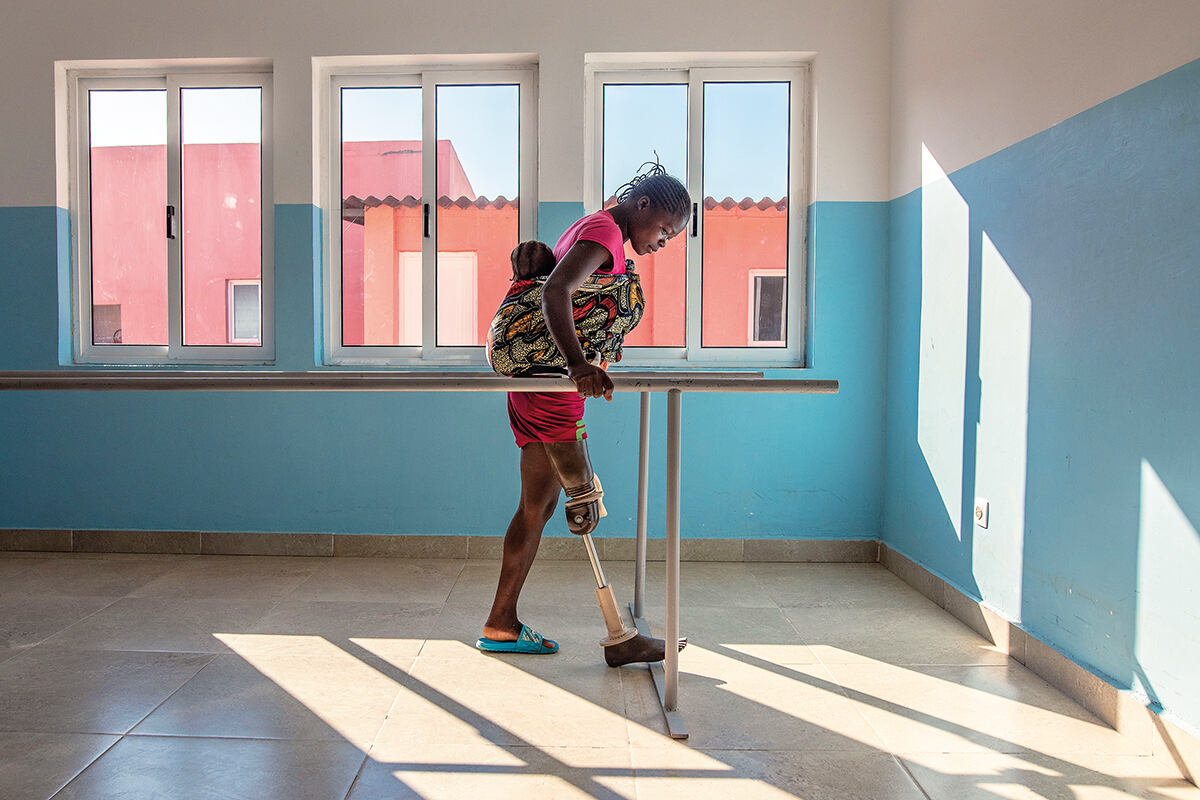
[511,240,556,280]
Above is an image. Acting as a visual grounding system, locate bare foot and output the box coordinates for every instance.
[481,622,558,652]
[603,633,688,667]
[481,623,520,642]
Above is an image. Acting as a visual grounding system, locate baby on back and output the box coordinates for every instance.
[510,240,556,280]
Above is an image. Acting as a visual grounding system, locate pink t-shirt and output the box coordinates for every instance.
[552,210,627,275]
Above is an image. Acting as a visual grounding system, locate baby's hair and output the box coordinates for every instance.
[510,240,556,280]
[614,153,692,224]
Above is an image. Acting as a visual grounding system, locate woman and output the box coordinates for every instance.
[480,163,692,665]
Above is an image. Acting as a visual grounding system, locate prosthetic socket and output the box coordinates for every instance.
[543,441,638,647]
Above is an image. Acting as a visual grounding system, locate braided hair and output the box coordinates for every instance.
[613,154,692,225]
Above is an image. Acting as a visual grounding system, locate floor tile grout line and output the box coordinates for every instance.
[431,556,470,610]
[362,653,424,750]
[21,605,273,797]
[114,651,222,738]
[773,594,825,668]
[6,554,199,646]
[746,563,793,611]
[11,593,127,651]
[46,734,126,800]
[42,734,375,800]
[340,748,374,800]
[891,753,936,800]
[771,598,902,748]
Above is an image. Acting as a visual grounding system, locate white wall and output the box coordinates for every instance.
[2,0,891,207]
[890,0,1200,197]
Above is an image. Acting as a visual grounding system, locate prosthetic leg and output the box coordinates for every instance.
[543,441,638,647]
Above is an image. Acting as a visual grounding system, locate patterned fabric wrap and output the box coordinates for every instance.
[486,267,645,376]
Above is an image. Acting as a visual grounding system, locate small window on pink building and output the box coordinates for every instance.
[92,304,123,345]
[227,280,261,344]
[749,270,787,345]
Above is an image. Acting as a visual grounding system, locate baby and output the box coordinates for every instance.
[510,240,556,280]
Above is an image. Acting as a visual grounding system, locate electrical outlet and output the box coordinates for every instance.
[974,498,989,529]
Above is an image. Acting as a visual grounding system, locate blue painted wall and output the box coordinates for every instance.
[0,200,887,540]
[884,58,1200,731]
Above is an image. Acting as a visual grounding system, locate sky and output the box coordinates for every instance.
[90,88,262,146]
[341,84,520,199]
[602,81,789,201]
[89,81,791,201]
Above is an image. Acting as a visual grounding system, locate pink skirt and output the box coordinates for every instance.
[507,391,587,447]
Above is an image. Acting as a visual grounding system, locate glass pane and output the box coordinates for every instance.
[88,89,167,346]
[341,87,422,346]
[753,274,786,343]
[435,84,519,346]
[230,282,261,342]
[701,82,789,348]
[181,87,262,346]
[603,84,687,347]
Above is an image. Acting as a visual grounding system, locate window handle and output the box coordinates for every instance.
[423,203,430,238]
[691,203,698,237]
[166,205,176,239]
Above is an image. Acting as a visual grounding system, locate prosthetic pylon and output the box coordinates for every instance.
[543,441,638,647]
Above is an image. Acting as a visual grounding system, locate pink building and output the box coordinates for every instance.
[89,142,262,346]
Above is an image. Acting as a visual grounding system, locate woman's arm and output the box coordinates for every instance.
[542,240,615,400]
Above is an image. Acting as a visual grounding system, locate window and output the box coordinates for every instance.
[92,304,122,344]
[65,64,273,363]
[587,58,808,366]
[227,280,262,344]
[320,58,537,365]
[749,270,787,345]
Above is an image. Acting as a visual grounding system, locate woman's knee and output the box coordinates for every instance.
[518,495,558,526]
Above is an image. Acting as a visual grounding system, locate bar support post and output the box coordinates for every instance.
[664,388,682,712]
[634,391,650,619]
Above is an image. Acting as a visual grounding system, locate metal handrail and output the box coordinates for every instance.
[0,370,837,394]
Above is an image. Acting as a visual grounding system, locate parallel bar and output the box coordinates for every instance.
[0,371,837,395]
[634,391,650,620]
[664,388,682,716]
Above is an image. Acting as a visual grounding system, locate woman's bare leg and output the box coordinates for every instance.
[482,443,561,642]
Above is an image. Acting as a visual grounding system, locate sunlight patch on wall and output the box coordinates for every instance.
[974,231,1031,614]
[1135,460,1200,713]
[918,143,970,540]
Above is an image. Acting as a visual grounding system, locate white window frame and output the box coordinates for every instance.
[319,57,537,366]
[64,63,274,364]
[585,57,810,367]
[227,279,262,345]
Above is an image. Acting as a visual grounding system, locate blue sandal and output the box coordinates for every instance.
[476,624,559,654]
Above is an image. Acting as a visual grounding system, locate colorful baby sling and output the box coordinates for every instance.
[486,261,645,376]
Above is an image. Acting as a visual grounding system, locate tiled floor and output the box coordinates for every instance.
[1,551,1196,799]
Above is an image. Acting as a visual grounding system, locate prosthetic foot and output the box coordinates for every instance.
[543,441,637,647]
